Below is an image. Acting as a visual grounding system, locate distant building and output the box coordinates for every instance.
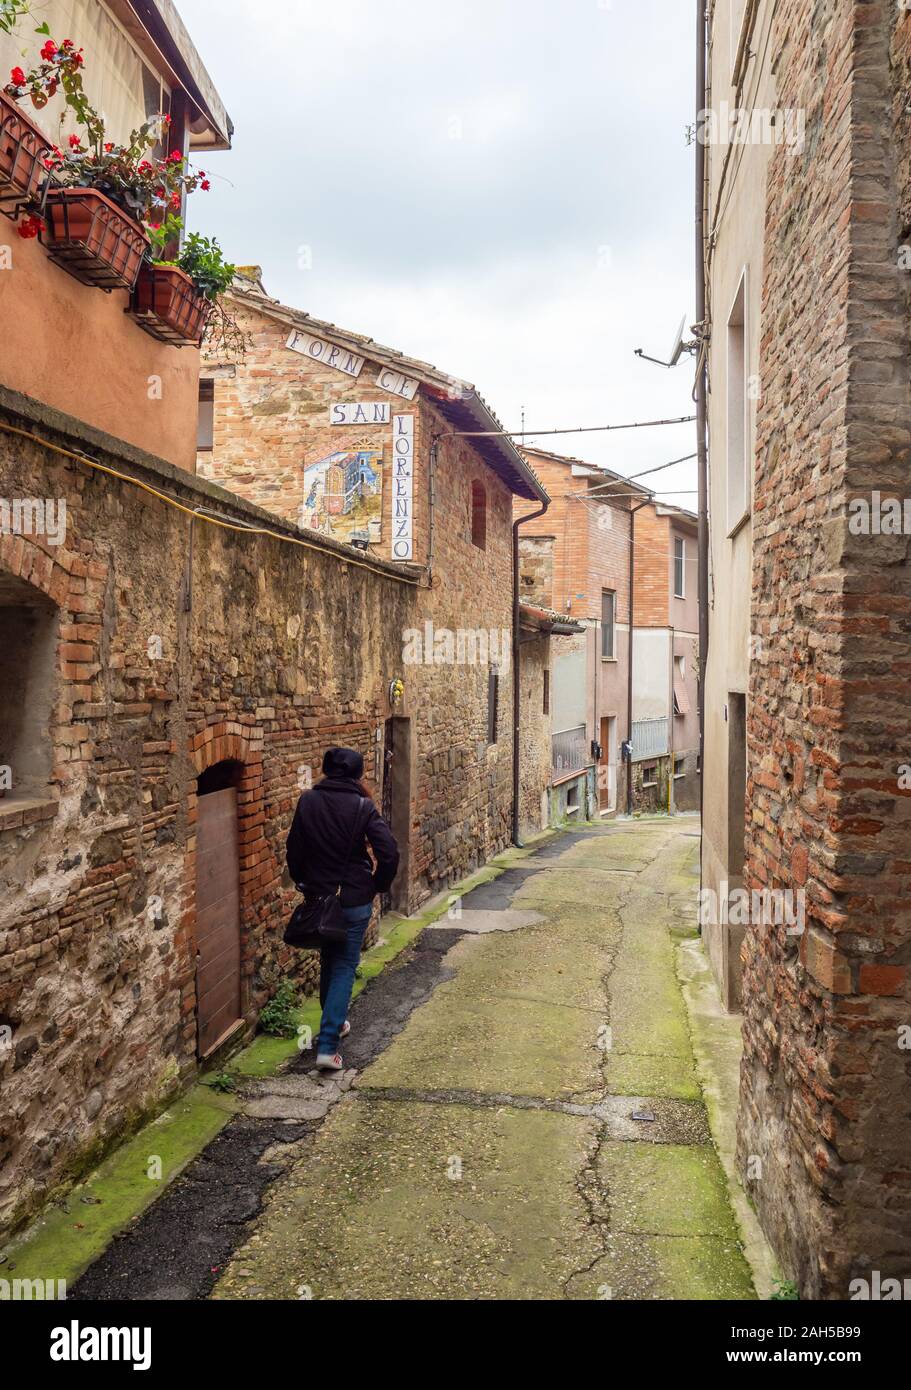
[515,447,700,821]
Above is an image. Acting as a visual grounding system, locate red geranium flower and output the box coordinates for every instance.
[18,214,45,239]
[201,179,211,191]
[169,149,183,163]
[40,40,57,61]
[10,66,26,86]
[104,142,114,152]
[68,133,81,149]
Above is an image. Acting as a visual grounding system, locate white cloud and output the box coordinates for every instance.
[180,0,697,505]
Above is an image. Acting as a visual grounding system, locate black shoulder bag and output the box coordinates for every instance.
[283,797,367,950]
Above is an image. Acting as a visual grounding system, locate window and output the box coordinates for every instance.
[566,781,581,815]
[487,667,499,743]
[142,64,172,157]
[601,589,616,659]
[674,756,686,779]
[728,693,747,877]
[674,537,685,598]
[731,0,750,84]
[726,270,750,533]
[642,763,658,788]
[543,668,550,716]
[673,653,690,716]
[197,379,215,452]
[471,481,487,550]
[0,575,59,804]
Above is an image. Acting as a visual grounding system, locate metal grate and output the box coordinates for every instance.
[631,717,670,761]
[41,188,148,293]
[131,264,213,346]
[0,91,50,216]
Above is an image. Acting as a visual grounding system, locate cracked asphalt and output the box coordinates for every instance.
[206,819,757,1301]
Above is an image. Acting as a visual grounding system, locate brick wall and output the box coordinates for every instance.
[736,0,911,1297]
[518,631,551,839]
[0,377,515,1238]
[633,505,671,627]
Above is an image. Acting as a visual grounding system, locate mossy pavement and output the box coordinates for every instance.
[7,818,766,1300]
[211,818,762,1301]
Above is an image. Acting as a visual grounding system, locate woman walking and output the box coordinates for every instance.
[286,746,399,1071]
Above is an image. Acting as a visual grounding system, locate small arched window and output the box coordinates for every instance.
[0,572,58,804]
[471,481,487,550]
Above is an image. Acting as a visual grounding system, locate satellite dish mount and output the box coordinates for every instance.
[634,314,699,368]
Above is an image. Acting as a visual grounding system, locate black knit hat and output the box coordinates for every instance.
[322,746,365,779]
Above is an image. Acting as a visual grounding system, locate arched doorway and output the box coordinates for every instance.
[195,759,243,1057]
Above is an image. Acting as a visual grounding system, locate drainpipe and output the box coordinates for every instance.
[696,0,710,823]
[512,500,549,846]
[626,499,651,816]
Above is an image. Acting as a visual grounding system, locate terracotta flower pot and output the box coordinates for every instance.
[42,186,148,291]
[131,262,212,346]
[0,89,51,203]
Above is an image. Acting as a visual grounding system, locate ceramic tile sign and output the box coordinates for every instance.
[392,414,415,561]
[287,329,365,378]
[377,366,420,400]
[329,401,391,425]
[301,448,384,547]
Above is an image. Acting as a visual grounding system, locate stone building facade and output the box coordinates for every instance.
[515,448,636,819]
[0,262,547,1236]
[630,504,700,816]
[702,0,911,1296]
[0,354,545,1236]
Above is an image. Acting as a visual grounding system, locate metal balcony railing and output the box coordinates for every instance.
[552,725,588,778]
[631,717,670,761]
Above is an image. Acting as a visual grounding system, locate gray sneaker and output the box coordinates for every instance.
[315,1052,343,1072]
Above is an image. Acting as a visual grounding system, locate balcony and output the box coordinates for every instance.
[552,725,588,780]
[631,717,670,761]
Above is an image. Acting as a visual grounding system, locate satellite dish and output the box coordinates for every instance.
[633,313,697,369]
[668,314,688,367]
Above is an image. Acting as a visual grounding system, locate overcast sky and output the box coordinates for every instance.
[179,0,697,505]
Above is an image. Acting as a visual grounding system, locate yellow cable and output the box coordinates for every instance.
[0,420,423,588]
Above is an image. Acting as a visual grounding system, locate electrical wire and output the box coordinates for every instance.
[443,414,697,441]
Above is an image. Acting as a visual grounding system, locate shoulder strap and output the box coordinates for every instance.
[336,796,367,892]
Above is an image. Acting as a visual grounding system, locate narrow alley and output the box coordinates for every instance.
[65,819,764,1302]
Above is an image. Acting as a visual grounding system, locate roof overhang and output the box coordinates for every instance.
[424,388,548,503]
[123,0,233,149]
[519,602,584,635]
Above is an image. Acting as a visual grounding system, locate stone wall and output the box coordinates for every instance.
[736,0,911,1297]
[518,631,551,840]
[0,380,514,1238]
[518,536,555,608]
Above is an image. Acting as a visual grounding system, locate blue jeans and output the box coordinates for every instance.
[317,902,372,1055]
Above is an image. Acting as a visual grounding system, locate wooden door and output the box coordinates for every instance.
[599,716,617,813]
[195,786,242,1057]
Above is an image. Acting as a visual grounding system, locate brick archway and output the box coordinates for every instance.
[182,722,268,1058]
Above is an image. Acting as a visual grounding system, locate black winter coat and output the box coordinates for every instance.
[286,777,400,907]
